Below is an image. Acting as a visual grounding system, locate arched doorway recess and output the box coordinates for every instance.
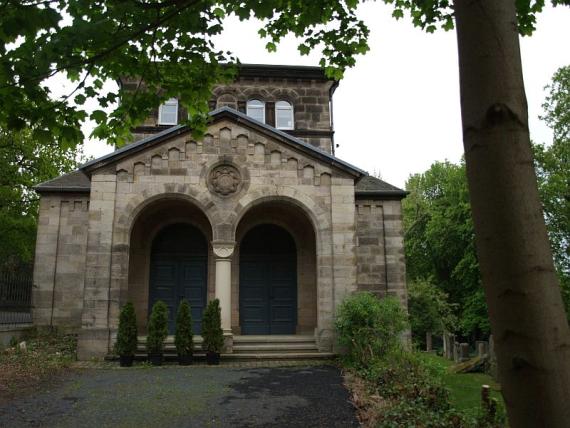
[240,224,297,334]
[149,223,207,333]
[127,197,213,334]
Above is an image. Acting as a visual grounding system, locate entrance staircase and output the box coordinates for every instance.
[130,335,335,362]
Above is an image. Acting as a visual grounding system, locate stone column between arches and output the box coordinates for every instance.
[212,241,235,353]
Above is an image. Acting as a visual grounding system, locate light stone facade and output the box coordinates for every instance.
[33,65,407,359]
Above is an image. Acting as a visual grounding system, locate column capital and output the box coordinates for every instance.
[212,240,236,259]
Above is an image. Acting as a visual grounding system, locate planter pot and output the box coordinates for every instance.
[206,351,220,365]
[148,353,163,366]
[119,355,134,367]
[178,354,193,366]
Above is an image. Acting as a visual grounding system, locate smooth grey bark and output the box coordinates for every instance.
[453,1,570,426]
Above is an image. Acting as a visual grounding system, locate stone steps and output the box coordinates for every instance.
[107,334,335,362]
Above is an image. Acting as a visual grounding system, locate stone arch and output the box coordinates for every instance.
[216,93,238,110]
[117,191,217,332]
[119,189,219,239]
[231,187,331,242]
[242,87,273,102]
[270,88,301,104]
[231,191,330,336]
[168,147,180,161]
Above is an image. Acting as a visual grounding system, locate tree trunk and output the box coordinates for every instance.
[453,1,570,426]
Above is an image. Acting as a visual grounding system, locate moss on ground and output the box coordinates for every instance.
[420,353,505,418]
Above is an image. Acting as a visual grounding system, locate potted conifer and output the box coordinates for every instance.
[175,299,193,365]
[202,299,224,365]
[115,302,138,367]
[147,300,169,366]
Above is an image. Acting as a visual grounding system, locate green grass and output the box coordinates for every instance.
[420,353,505,418]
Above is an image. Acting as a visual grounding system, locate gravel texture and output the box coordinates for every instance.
[0,364,358,427]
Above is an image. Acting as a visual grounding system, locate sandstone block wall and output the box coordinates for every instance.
[131,76,335,153]
[32,194,89,329]
[355,198,407,306]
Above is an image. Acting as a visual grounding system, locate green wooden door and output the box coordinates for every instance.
[149,224,207,334]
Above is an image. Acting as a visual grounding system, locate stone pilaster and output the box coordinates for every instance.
[213,241,235,353]
[77,174,117,360]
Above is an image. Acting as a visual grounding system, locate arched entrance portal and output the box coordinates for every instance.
[149,224,208,333]
[240,224,297,334]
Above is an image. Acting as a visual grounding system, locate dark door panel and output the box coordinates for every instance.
[148,224,208,335]
[240,255,296,335]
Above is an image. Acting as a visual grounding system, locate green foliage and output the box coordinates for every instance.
[535,65,570,318]
[115,302,138,357]
[146,300,168,354]
[336,293,408,368]
[174,299,193,357]
[0,0,369,147]
[408,279,457,345]
[404,161,489,338]
[201,299,224,353]
[0,129,79,267]
[2,1,564,147]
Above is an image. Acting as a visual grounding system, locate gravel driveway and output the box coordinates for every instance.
[0,364,358,427]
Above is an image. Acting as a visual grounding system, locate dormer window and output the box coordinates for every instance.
[276,101,294,130]
[246,99,265,123]
[158,98,178,125]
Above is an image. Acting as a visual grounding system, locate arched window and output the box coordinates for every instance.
[158,98,178,125]
[276,101,294,130]
[246,99,265,123]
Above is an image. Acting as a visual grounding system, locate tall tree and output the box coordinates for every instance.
[404,161,489,338]
[1,0,570,424]
[0,129,79,267]
[534,65,570,317]
[453,2,569,425]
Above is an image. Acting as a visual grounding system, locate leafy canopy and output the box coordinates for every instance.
[403,160,489,337]
[1,0,565,148]
[534,65,570,315]
[0,128,79,267]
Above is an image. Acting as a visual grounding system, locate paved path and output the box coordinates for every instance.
[0,364,358,427]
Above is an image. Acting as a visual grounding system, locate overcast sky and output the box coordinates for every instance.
[79,3,570,188]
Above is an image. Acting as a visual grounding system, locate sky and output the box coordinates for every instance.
[78,3,570,189]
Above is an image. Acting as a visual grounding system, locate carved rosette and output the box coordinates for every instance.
[209,164,241,196]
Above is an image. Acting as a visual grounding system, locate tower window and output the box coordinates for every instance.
[276,101,294,130]
[158,98,178,125]
[246,99,265,123]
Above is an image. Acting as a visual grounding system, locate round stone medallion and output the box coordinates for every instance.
[209,164,241,196]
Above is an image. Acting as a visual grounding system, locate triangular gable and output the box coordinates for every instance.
[80,107,366,178]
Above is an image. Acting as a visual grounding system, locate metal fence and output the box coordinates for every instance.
[0,265,33,325]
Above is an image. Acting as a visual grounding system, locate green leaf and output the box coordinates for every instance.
[90,110,107,123]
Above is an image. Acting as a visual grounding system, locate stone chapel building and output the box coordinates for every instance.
[33,64,407,359]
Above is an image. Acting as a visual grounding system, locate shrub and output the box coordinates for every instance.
[147,300,168,354]
[115,302,138,356]
[336,292,408,368]
[364,350,450,410]
[202,299,224,353]
[408,279,457,346]
[175,299,193,356]
[376,400,464,428]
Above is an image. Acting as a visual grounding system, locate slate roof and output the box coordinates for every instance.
[35,107,406,199]
[35,170,91,193]
[354,175,407,199]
